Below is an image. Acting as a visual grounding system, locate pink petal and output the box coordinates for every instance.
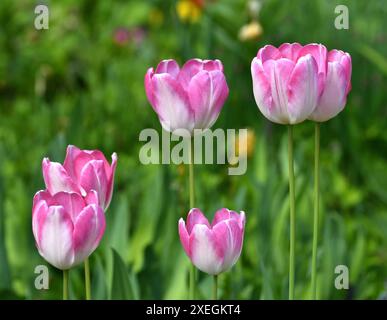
[212,208,231,227]
[251,57,273,121]
[265,58,295,123]
[298,44,328,96]
[51,191,86,222]
[73,204,106,265]
[145,67,156,107]
[287,54,318,124]
[178,218,191,258]
[155,59,180,78]
[104,152,117,210]
[38,206,74,270]
[177,59,206,90]
[63,145,82,179]
[42,158,79,195]
[278,43,303,61]
[187,70,228,129]
[79,160,108,209]
[189,224,223,275]
[32,199,49,248]
[257,45,282,62]
[186,208,210,234]
[32,190,52,214]
[309,61,348,122]
[151,73,194,133]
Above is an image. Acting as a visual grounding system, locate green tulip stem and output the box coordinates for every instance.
[189,138,196,300]
[63,269,69,300]
[84,258,91,300]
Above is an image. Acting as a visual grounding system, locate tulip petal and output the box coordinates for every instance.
[79,160,108,209]
[155,59,180,78]
[73,204,105,265]
[38,206,74,270]
[251,57,273,122]
[287,54,318,124]
[257,45,282,62]
[190,224,223,275]
[188,70,229,129]
[278,42,302,61]
[51,192,86,222]
[145,67,157,107]
[178,218,191,258]
[42,158,79,195]
[151,73,194,133]
[309,61,348,122]
[212,208,231,227]
[186,208,210,234]
[104,152,117,210]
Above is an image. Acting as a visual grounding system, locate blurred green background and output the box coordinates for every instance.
[0,0,386,300]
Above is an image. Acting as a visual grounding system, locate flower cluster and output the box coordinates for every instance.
[32,145,117,270]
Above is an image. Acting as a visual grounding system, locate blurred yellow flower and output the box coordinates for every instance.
[229,129,256,165]
[239,20,263,41]
[176,0,202,23]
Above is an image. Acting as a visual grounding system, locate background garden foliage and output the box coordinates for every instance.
[0,0,386,299]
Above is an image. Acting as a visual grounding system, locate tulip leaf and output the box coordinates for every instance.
[111,249,137,300]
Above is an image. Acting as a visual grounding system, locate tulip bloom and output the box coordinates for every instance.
[251,43,319,124]
[145,59,229,135]
[32,190,105,270]
[42,145,117,210]
[179,208,245,275]
[308,49,352,122]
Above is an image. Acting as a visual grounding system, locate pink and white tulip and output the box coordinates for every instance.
[145,59,229,135]
[32,190,105,270]
[308,49,352,122]
[251,43,319,124]
[178,208,246,275]
[42,145,117,210]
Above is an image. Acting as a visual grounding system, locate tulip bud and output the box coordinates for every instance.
[42,145,117,210]
[178,208,246,275]
[145,59,229,136]
[32,190,105,270]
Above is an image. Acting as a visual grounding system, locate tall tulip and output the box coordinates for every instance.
[32,190,105,270]
[146,58,229,298]
[42,145,117,211]
[307,48,351,299]
[251,43,321,299]
[145,58,229,135]
[179,208,246,299]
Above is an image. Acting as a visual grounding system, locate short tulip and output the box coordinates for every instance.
[42,145,117,210]
[32,190,105,270]
[178,208,245,275]
[251,43,319,124]
[145,59,229,135]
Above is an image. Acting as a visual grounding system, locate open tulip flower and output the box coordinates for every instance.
[179,208,246,275]
[42,145,117,210]
[32,190,105,270]
[251,43,320,124]
[145,58,229,135]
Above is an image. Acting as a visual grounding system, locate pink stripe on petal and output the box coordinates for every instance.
[278,43,302,61]
[32,200,49,248]
[51,192,86,222]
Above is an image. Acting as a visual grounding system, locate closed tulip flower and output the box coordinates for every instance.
[32,190,105,270]
[42,145,117,210]
[145,58,229,135]
[178,208,245,275]
[308,49,352,122]
[251,43,319,124]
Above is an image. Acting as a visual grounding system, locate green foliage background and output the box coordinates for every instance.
[0,0,386,299]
